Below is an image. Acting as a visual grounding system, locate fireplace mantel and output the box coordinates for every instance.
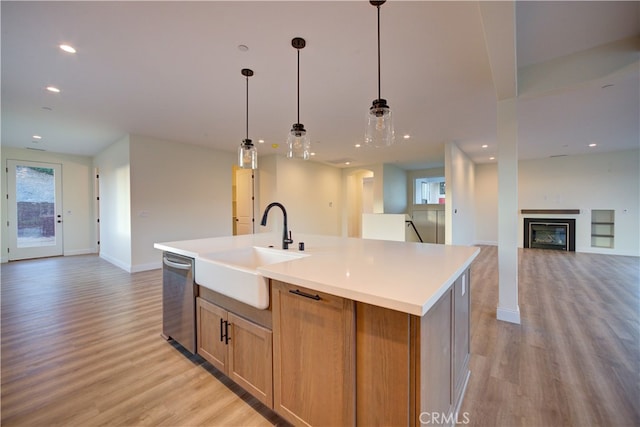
[521,209,580,215]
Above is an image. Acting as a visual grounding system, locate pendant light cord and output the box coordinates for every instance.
[245,74,249,140]
[297,48,300,124]
[377,4,381,100]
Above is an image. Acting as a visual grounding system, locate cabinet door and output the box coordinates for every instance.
[196,297,227,372]
[228,312,273,408]
[452,271,470,407]
[356,303,412,426]
[272,281,355,426]
[420,288,453,417]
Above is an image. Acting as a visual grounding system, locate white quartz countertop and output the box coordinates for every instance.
[155,233,480,316]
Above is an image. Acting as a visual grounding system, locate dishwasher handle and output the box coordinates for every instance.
[163,256,193,270]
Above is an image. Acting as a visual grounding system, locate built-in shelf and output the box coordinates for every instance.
[591,210,615,248]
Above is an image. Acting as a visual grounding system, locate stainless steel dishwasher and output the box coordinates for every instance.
[161,252,197,353]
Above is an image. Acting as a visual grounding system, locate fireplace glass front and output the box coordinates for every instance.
[529,222,569,251]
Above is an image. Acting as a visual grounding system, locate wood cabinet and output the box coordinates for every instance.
[356,303,414,425]
[197,297,228,370]
[196,297,273,407]
[271,280,355,427]
[194,269,470,426]
[355,269,471,426]
[420,288,454,417]
[452,272,470,408]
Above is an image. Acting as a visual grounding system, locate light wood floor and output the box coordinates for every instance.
[1,247,638,426]
[460,246,639,427]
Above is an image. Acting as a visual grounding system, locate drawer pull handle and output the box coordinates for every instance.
[289,289,321,301]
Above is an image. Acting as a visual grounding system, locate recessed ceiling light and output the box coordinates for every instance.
[310,152,316,156]
[403,134,410,139]
[354,143,361,148]
[489,156,495,160]
[482,144,488,148]
[59,44,76,53]
[345,161,351,165]
[32,135,42,140]
[588,143,597,147]
[46,86,60,93]
[258,139,264,144]
[238,44,249,52]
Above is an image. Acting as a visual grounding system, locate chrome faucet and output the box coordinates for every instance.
[260,202,294,250]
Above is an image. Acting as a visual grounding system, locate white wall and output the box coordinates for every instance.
[255,154,280,233]
[445,142,476,246]
[129,135,235,270]
[94,134,236,272]
[94,135,133,270]
[362,213,408,241]
[342,167,376,237]
[473,149,640,256]
[474,163,499,245]
[382,163,407,214]
[258,155,342,237]
[1,147,96,261]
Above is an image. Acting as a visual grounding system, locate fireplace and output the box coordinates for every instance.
[524,218,575,251]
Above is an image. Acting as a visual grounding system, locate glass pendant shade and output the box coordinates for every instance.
[287,38,310,161]
[286,123,311,160]
[365,98,394,147]
[365,0,395,148]
[239,139,257,169]
[238,68,257,169]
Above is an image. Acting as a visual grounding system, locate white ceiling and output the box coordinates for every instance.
[2,1,638,170]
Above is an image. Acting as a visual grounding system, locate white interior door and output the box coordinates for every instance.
[6,160,63,260]
[235,168,254,235]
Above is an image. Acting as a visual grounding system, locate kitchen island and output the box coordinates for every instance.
[155,233,479,426]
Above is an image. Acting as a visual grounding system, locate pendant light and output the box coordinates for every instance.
[286,37,311,160]
[238,68,257,169]
[365,0,395,148]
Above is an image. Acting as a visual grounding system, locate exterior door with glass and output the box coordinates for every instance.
[6,160,63,260]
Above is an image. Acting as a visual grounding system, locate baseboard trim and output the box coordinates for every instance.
[497,305,521,324]
[64,248,97,256]
[99,253,132,272]
[131,261,161,273]
[474,240,497,246]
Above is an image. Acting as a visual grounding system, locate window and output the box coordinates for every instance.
[414,177,445,205]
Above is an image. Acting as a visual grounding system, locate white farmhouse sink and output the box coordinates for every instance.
[195,246,308,309]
